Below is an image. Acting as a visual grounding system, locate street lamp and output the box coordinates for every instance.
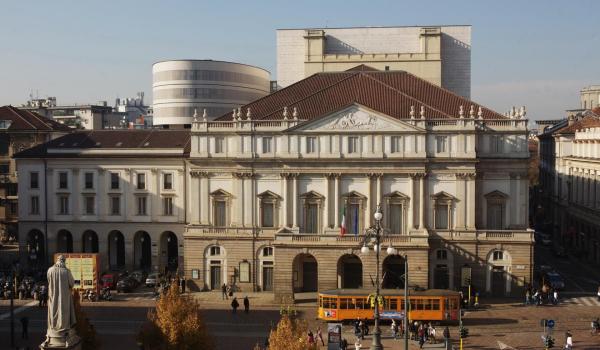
[360,204,395,350]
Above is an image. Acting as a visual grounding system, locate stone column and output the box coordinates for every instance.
[244,174,253,227]
[455,173,466,228]
[292,173,299,228]
[151,168,159,221]
[334,174,340,228]
[280,173,289,227]
[189,171,200,224]
[515,174,522,226]
[466,173,476,229]
[366,174,373,228]
[376,174,383,206]
[419,174,425,229]
[323,174,331,230]
[408,174,415,230]
[200,172,209,225]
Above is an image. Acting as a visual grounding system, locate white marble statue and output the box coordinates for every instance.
[41,255,80,348]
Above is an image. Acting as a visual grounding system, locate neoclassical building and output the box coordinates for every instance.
[184,66,532,301]
[16,67,533,301]
[16,130,189,272]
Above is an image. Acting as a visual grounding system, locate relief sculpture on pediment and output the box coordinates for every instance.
[325,110,386,130]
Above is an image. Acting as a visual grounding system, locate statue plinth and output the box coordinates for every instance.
[40,329,81,350]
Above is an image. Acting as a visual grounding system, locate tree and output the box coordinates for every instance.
[138,280,213,350]
[72,290,99,350]
[268,314,310,350]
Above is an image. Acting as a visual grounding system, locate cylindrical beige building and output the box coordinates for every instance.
[152,60,270,126]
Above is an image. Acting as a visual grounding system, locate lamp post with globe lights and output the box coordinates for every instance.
[360,204,397,350]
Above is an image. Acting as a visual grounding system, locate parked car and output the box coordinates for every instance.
[130,270,148,285]
[543,271,565,290]
[101,271,128,290]
[116,277,138,293]
[145,273,161,288]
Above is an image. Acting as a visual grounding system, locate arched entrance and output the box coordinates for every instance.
[160,231,178,272]
[205,245,226,290]
[337,254,363,288]
[134,231,152,270]
[26,230,45,266]
[486,249,512,296]
[430,249,454,290]
[382,255,405,289]
[82,230,98,253]
[292,254,318,292]
[108,231,125,270]
[56,230,73,253]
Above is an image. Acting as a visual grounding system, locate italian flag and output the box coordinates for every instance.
[340,206,347,236]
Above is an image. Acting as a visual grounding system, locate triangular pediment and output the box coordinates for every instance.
[288,104,424,133]
[258,190,282,199]
[384,191,410,200]
[431,191,456,200]
[300,190,325,199]
[342,190,367,199]
[210,189,232,197]
[484,190,509,199]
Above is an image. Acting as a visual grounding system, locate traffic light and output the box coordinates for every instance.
[544,335,554,348]
[459,325,469,338]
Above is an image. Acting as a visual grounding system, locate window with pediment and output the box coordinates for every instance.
[431,192,455,230]
[300,191,325,234]
[485,190,508,230]
[210,189,232,227]
[384,191,410,234]
[342,191,366,235]
[258,191,281,228]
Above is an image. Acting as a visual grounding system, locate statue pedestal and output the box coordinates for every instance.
[39,338,81,350]
[40,330,82,350]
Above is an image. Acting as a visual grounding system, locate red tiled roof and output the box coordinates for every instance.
[0,105,72,131]
[216,68,506,121]
[557,115,600,134]
[14,130,191,158]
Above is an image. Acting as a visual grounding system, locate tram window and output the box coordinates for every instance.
[424,299,432,310]
[400,299,404,310]
[323,298,330,309]
[410,299,416,310]
[416,299,424,310]
[432,299,440,310]
[349,298,357,309]
[390,298,398,310]
[444,298,449,310]
[340,298,349,309]
[355,298,363,309]
[319,296,323,307]
[330,299,337,309]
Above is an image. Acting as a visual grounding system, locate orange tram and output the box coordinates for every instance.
[318,289,461,323]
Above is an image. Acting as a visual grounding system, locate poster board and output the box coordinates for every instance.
[327,323,342,350]
[54,253,100,294]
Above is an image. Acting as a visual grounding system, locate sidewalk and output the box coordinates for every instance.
[189,291,278,308]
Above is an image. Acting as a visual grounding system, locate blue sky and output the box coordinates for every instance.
[1,0,598,121]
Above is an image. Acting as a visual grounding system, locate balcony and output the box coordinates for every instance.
[430,229,534,243]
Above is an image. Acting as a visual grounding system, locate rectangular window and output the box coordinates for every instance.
[30,196,39,215]
[214,200,226,226]
[84,196,95,215]
[84,172,94,189]
[262,137,272,153]
[348,136,359,154]
[493,251,504,261]
[110,172,119,190]
[30,172,39,189]
[262,202,274,227]
[306,137,316,153]
[210,246,221,256]
[58,172,68,189]
[239,261,250,283]
[110,196,120,215]
[215,137,224,154]
[137,196,147,215]
[435,204,449,229]
[490,135,503,153]
[391,136,402,153]
[163,173,173,190]
[346,203,360,235]
[436,136,447,153]
[58,195,69,215]
[305,203,319,233]
[8,202,17,216]
[487,203,504,230]
[163,197,173,216]
[389,203,403,234]
[137,173,146,190]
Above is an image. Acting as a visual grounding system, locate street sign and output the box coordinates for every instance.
[547,319,555,328]
[380,311,404,319]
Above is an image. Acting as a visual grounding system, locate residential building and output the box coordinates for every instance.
[537,109,600,262]
[115,92,153,128]
[276,25,471,98]
[581,85,600,110]
[0,106,71,245]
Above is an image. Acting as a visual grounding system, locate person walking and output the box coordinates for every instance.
[391,319,399,340]
[525,289,531,305]
[231,297,239,314]
[430,325,437,344]
[307,330,315,346]
[243,295,250,314]
[443,326,450,348]
[359,319,365,340]
[317,326,325,346]
[20,316,29,339]
[354,318,361,338]
[339,337,347,350]
[222,283,228,300]
[553,289,559,305]
[565,332,573,349]
[418,326,425,349]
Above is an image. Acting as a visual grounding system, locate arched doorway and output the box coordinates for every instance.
[56,230,73,253]
[430,249,454,290]
[382,255,405,289]
[134,231,152,270]
[26,230,45,266]
[486,249,512,296]
[82,230,98,253]
[258,246,274,292]
[108,231,125,270]
[205,245,226,290]
[161,231,178,272]
[292,254,318,292]
[337,254,363,288]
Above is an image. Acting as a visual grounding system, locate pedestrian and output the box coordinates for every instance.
[553,289,559,305]
[418,326,425,349]
[525,289,531,305]
[222,283,228,300]
[533,290,540,306]
[354,318,361,337]
[20,316,28,339]
[443,326,450,347]
[430,325,436,344]
[339,337,347,350]
[565,332,573,349]
[359,319,365,340]
[307,330,315,346]
[231,297,239,314]
[180,277,186,293]
[317,326,325,346]
[391,319,399,340]
[244,296,250,314]
[354,338,362,350]
[363,318,369,336]
[597,286,600,302]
